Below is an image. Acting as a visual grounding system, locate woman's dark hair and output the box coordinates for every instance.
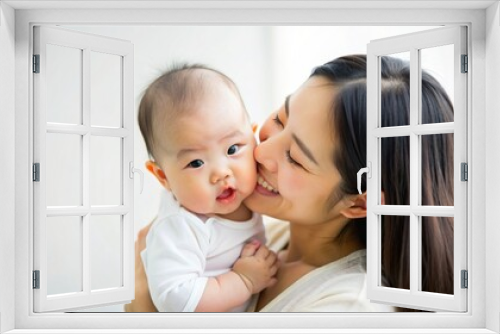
[311,55,454,309]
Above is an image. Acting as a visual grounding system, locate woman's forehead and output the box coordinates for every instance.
[288,77,337,166]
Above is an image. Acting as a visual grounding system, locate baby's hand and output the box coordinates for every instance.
[232,240,278,294]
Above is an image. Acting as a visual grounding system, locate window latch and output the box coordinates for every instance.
[129,161,144,194]
[357,162,371,195]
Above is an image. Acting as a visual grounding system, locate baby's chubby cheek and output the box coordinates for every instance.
[239,173,257,198]
[239,158,258,193]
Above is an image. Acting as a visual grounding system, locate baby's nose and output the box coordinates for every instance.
[210,168,232,184]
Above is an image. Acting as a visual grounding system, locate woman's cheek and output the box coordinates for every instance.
[281,168,308,198]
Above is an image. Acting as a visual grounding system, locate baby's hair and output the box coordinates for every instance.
[138,63,245,162]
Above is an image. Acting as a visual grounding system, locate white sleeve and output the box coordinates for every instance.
[142,215,210,312]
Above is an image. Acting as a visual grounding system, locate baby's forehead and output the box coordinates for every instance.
[154,102,251,153]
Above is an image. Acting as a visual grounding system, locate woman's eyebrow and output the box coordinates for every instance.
[292,134,319,165]
[285,95,290,118]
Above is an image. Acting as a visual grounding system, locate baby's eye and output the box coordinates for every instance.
[227,144,240,156]
[187,159,204,169]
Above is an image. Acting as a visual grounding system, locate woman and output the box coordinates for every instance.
[126,54,454,312]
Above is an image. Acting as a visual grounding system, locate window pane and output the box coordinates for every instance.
[46,133,82,207]
[90,215,122,290]
[381,52,410,128]
[420,216,454,295]
[91,52,122,128]
[90,136,121,206]
[381,136,410,205]
[420,45,454,124]
[47,216,82,295]
[421,134,454,206]
[46,44,82,125]
[381,215,410,290]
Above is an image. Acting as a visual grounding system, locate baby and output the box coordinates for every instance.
[137,64,278,312]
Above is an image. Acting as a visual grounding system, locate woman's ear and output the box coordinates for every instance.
[340,192,367,219]
[145,160,171,190]
[340,191,386,219]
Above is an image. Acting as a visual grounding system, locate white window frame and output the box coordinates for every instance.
[32,25,135,312]
[1,1,498,333]
[366,26,468,312]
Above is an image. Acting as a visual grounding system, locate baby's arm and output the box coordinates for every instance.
[195,240,278,312]
[144,217,215,312]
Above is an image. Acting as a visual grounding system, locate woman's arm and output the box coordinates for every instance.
[124,221,157,312]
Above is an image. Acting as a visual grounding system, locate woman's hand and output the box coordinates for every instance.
[124,221,157,312]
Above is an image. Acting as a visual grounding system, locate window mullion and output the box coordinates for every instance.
[82,47,91,296]
[373,205,454,217]
[409,47,420,294]
[46,123,130,137]
[373,122,454,138]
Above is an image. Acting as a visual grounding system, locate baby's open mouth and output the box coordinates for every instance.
[217,187,236,201]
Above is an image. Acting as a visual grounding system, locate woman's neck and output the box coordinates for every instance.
[285,220,364,267]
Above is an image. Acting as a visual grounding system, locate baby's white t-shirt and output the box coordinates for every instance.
[142,191,265,312]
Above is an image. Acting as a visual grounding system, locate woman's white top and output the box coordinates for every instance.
[142,191,265,312]
[248,219,396,313]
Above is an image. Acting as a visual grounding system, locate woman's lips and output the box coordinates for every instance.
[256,175,279,195]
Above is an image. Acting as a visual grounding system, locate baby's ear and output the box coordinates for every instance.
[251,123,258,134]
[145,160,171,190]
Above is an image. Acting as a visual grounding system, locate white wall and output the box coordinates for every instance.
[270,26,445,108]
[0,2,16,332]
[485,2,500,332]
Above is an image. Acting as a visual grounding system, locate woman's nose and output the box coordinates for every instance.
[254,137,278,173]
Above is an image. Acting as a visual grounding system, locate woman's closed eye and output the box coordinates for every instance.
[272,113,284,128]
[186,159,204,169]
[286,151,303,168]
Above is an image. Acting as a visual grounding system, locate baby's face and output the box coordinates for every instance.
[158,83,257,217]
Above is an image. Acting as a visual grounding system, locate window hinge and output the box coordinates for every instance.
[461,54,468,73]
[461,162,468,181]
[33,163,40,182]
[33,54,40,73]
[461,270,468,289]
[33,270,40,289]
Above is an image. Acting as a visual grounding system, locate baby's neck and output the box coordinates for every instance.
[216,204,253,222]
